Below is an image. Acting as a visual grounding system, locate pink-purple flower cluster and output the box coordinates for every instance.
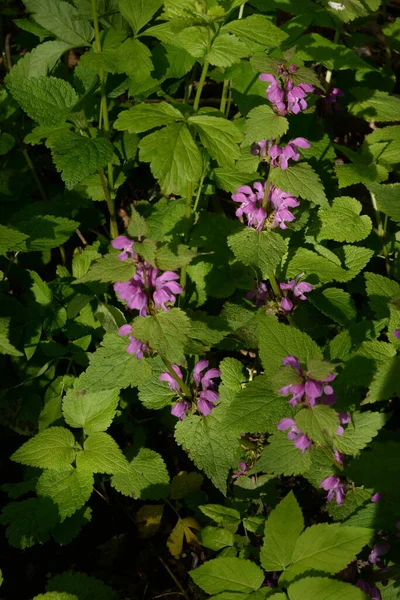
[260,70,314,116]
[320,475,346,504]
[114,263,182,316]
[112,235,138,261]
[269,138,311,170]
[159,360,221,419]
[279,274,313,312]
[277,417,312,454]
[118,324,148,359]
[232,183,299,231]
[279,356,336,407]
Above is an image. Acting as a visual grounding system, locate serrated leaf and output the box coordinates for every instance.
[328,488,372,522]
[111,448,169,500]
[228,228,287,279]
[208,34,251,67]
[24,0,93,45]
[11,427,76,469]
[367,181,400,225]
[114,102,184,134]
[295,33,374,71]
[260,491,304,571]
[258,312,322,376]
[190,558,264,595]
[139,123,202,194]
[310,287,357,326]
[27,40,72,77]
[16,215,79,251]
[49,134,114,189]
[270,163,328,206]
[244,105,289,144]
[62,388,119,434]
[295,406,339,444]
[318,197,372,242]
[365,272,400,318]
[170,471,204,500]
[46,571,116,600]
[188,115,243,167]
[335,161,388,189]
[281,523,372,582]
[156,244,195,271]
[254,432,312,476]
[76,252,136,284]
[51,506,92,545]
[198,526,235,551]
[113,38,153,81]
[132,308,190,364]
[365,356,400,403]
[223,15,288,48]
[119,0,163,34]
[286,247,373,285]
[350,87,400,122]
[76,432,129,474]
[288,577,365,600]
[0,224,29,255]
[199,504,241,533]
[7,76,78,126]
[36,467,93,520]
[0,497,59,549]
[213,167,259,193]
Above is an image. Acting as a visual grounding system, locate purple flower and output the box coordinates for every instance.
[369,542,390,564]
[251,139,268,158]
[197,389,219,416]
[287,81,314,114]
[279,355,336,407]
[114,268,148,315]
[260,74,286,114]
[193,360,221,416]
[333,449,345,465]
[259,70,314,116]
[171,400,189,421]
[371,492,383,503]
[232,461,247,479]
[118,324,133,336]
[232,183,267,231]
[268,138,311,170]
[268,186,300,230]
[279,273,313,312]
[337,412,351,436]
[118,323,147,359]
[356,580,382,600]
[247,281,269,306]
[277,418,312,455]
[159,364,183,392]
[150,269,183,312]
[393,329,400,339]
[320,476,346,504]
[326,87,344,112]
[112,235,137,261]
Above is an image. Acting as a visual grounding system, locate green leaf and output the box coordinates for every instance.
[367,182,400,225]
[111,448,169,500]
[328,488,372,522]
[258,313,322,376]
[170,471,203,500]
[137,357,177,410]
[77,333,151,392]
[208,34,251,67]
[0,132,15,155]
[244,105,289,144]
[36,467,94,520]
[288,577,366,600]
[0,225,28,255]
[15,215,79,251]
[0,498,59,549]
[114,102,184,134]
[76,432,129,474]
[7,75,78,126]
[228,229,287,279]
[46,571,116,600]
[310,287,357,326]
[11,427,76,469]
[335,161,388,189]
[335,411,387,455]
[270,163,328,206]
[175,413,240,494]
[49,134,114,189]
[188,115,243,167]
[119,0,163,34]
[113,38,153,81]
[190,558,264,595]
[260,492,304,571]
[156,244,196,271]
[76,251,136,284]
[365,355,400,403]
[26,41,72,77]
[347,441,400,500]
[51,506,92,546]
[350,87,400,122]
[198,526,235,551]
[213,167,259,193]
[62,388,119,434]
[365,272,400,318]
[24,0,93,46]
[254,432,312,476]
[223,15,288,48]
[295,406,339,444]
[281,523,372,582]
[139,123,202,194]
[318,197,372,242]
[295,33,375,71]
[132,308,190,364]
[199,504,241,533]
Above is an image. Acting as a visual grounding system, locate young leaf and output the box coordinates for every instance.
[36,467,94,520]
[119,0,163,34]
[334,411,387,455]
[244,105,289,144]
[76,432,129,475]
[288,577,365,600]
[11,427,76,469]
[132,308,190,364]
[260,491,304,571]
[228,229,287,279]
[188,115,243,166]
[62,388,120,434]
[190,558,264,595]
[114,102,184,134]
[111,448,170,500]
[24,0,94,46]
[167,516,200,559]
[318,197,372,242]
[270,163,328,206]
[139,123,202,194]
[49,134,114,189]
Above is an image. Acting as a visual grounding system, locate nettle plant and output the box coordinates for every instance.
[1,0,400,598]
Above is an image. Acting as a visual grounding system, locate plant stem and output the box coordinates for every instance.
[91,0,117,238]
[162,357,191,398]
[370,190,390,275]
[325,28,340,89]
[99,169,119,239]
[22,148,47,202]
[193,60,209,112]
[219,79,230,114]
[269,271,282,300]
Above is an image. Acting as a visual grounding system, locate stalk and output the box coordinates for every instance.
[219,3,245,115]
[179,181,193,299]
[91,0,117,238]
[268,271,282,300]
[193,60,210,112]
[162,357,191,398]
[99,169,118,239]
[370,190,390,275]
[22,148,47,202]
[325,28,340,89]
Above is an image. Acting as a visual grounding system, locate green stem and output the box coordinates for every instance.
[219,79,230,114]
[193,60,209,112]
[370,190,390,275]
[162,357,191,398]
[269,271,282,300]
[179,182,194,299]
[99,169,119,239]
[22,148,47,202]
[325,28,340,90]
[91,0,117,237]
